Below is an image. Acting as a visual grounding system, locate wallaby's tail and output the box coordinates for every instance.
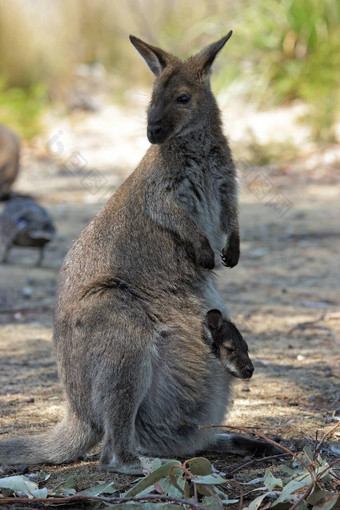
[0,412,100,465]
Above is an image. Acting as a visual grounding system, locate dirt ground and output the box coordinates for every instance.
[0,102,339,505]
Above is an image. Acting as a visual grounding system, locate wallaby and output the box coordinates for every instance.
[0,124,20,200]
[0,198,56,266]
[0,33,276,475]
[206,309,254,379]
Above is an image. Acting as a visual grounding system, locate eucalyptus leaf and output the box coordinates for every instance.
[123,460,182,497]
[63,488,76,496]
[191,473,226,485]
[247,491,271,510]
[271,479,310,506]
[186,457,212,476]
[293,471,313,484]
[196,482,218,498]
[307,488,339,510]
[0,475,38,498]
[240,477,264,485]
[169,468,185,494]
[201,495,224,509]
[77,481,117,496]
[220,497,239,504]
[280,465,295,476]
[31,488,48,498]
[264,470,283,491]
[28,470,50,482]
[158,477,184,498]
[183,478,192,500]
[54,475,77,494]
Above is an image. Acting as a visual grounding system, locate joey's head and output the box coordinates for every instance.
[129,32,232,144]
[207,309,254,380]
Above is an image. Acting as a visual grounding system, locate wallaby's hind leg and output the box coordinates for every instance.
[98,344,153,475]
[207,433,281,457]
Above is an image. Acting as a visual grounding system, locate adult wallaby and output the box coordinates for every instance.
[206,309,254,379]
[0,33,275,474]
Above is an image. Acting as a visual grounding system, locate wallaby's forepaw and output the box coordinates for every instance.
[221,232,240,268]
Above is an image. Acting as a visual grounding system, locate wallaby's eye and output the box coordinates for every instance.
[222,346,234,355]
[175,93,191,105]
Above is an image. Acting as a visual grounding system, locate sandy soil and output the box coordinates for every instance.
[0,101,339,503]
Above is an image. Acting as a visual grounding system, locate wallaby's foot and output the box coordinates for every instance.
[221,232,240,268]
[232,436,281,457]
[212,433,281,457]
[99,451,143,475]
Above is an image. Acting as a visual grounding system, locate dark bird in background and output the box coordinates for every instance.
[0,198,56,266]
[0,124,20,200]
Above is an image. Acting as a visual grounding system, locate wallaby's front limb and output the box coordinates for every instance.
[145,194,215,269]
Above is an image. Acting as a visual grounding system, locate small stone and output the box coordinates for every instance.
[242,386,250,392]
[26,397,34,403]
[324,369,332,378]
[308,395,316,403]
[22,287,32,299]
[297,354,305,361]
[288,401,299,406]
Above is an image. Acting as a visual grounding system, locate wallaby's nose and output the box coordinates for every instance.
[245,364,254,378]
[147,123,163,144]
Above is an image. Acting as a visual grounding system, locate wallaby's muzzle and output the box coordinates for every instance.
[147,122,164,144]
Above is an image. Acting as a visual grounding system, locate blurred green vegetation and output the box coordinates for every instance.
[0,0,338,141]
[0,80,48,139]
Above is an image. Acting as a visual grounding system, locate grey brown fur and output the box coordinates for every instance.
[0,124,20,200]
[0,33,275,474]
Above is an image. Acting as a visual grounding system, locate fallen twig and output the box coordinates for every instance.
[315,421,340,454]
[228,453,289,477]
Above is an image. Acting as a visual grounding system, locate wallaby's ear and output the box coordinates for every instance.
[129,35,175,76]
[207,309,224,332]
[191,30,232,82]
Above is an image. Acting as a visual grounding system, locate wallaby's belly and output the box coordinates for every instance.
[134,329,231,456]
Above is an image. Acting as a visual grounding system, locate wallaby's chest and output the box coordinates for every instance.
[175,156,227,252]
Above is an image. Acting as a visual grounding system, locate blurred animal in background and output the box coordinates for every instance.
[207,309,254,379]
[0,198,56,266]
[0,124,20,200]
